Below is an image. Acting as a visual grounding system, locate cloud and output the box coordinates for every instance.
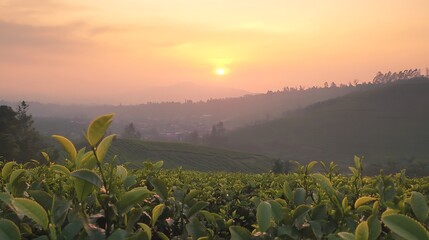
[0,20,96,66]
[0,0,89,18]
[0,20,88,47]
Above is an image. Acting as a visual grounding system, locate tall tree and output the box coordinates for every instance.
[0,101,43,162]
[122,122,141,139]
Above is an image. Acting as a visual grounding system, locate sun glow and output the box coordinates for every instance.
[216,68,225,75]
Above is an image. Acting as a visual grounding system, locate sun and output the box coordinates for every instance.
[216,68,225,75]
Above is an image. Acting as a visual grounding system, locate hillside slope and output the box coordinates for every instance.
[13,83,366,141]
[223,77,429,174]
[108,138,275,172]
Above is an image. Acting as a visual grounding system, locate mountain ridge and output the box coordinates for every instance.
[221,77,429,175]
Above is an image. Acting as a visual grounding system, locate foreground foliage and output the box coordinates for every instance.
[0,114,428,239]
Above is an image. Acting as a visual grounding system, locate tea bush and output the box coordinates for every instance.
[0,114,428,239]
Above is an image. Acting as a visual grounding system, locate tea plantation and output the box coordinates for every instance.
[0,114,428,239]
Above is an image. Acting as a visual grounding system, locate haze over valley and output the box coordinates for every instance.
[1,0,429,176]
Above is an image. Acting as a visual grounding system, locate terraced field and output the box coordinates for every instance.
[108,138,275,172]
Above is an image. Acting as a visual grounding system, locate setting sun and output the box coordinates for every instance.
[216,68,225,76]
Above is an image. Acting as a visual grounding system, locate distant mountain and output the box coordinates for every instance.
[108,138,275,172]
[1,81,378,144]
[222,77,429,175]
[137,82,252,103]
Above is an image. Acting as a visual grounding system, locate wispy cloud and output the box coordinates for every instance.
[0,0,89,18]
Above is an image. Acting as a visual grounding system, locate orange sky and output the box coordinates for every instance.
[1,0,429,104]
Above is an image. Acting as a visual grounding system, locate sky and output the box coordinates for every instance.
[1,0,429,104]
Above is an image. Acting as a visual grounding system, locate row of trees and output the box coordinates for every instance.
[373,69,422,84]
[0,102,44,162]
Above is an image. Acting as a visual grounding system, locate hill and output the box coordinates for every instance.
[10,83,368,141]
[107,138,275,172]
[222,77,429,175]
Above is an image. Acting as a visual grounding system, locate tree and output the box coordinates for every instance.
[186,130,199,144]
[271,159,293,174]
[206,121,226,145]
[122,122,141,139]
[0,101,43,162]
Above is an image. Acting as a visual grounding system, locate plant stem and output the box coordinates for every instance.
[92,147,111,238]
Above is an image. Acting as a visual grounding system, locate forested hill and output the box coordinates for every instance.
[3,82,372,139]
[221,77,429,175]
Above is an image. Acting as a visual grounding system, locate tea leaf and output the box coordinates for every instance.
[96,134,116,162]
[52,135,77,162]
[382,213,429,240]
[0,219,21,240]
[71,169,102,188]
[86,113,114,147]
[12,198,49,229]
[151,204,165,227]
[229,226,251,240]
[257,201,272,232]
[410,191,428,223]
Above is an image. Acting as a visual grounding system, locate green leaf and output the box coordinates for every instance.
[186,217,206,240]
[354,155,362,170]
[156,231,169,240]
[137,223,152,240]
[41,151,50,162]
[150,178,168,201]
[268,200,283,222]
[107,229,127,240]
[71,169,102,188]
[184,190,202,204]
[86,113,115,147]
[382,213,429,240]
[349,167,358,176]
[312,173,336,196]
[0,192,13,205]
[151,204,165,227]
[293,205,311,224]
[257,201,272,232]
[293,188,306,206]
[124,175,137,189]
[229,226,251,240]
[117,187,152,214]
[312,173,341,211]
[9,169,26,185]
[126,208,143,232]
[311,203,327,220]
[283,182,293,201]
[367,215,381,240]
[27,190,53,212]
[354,197,377,209]
[116,165,128,183]
[153,160,164,170]
[51,196,70,226]
[50,164,71,176]
[61,221,83,240]
[338,232,354,240]
[309,220,323,240]
[1,161,16,180]
[96,134,116,162]
[0,219,21,240]
[12,198,49,229]
[52,135,77,161]
[355,221,369,240]
[187,201,209,219]
[75,148,87,169]
[200,210,216,227]
[34,236,49,240]
[74,178,94,202]
[410,191,428,223]
[79,152,97,170]
[306,161,318,173]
